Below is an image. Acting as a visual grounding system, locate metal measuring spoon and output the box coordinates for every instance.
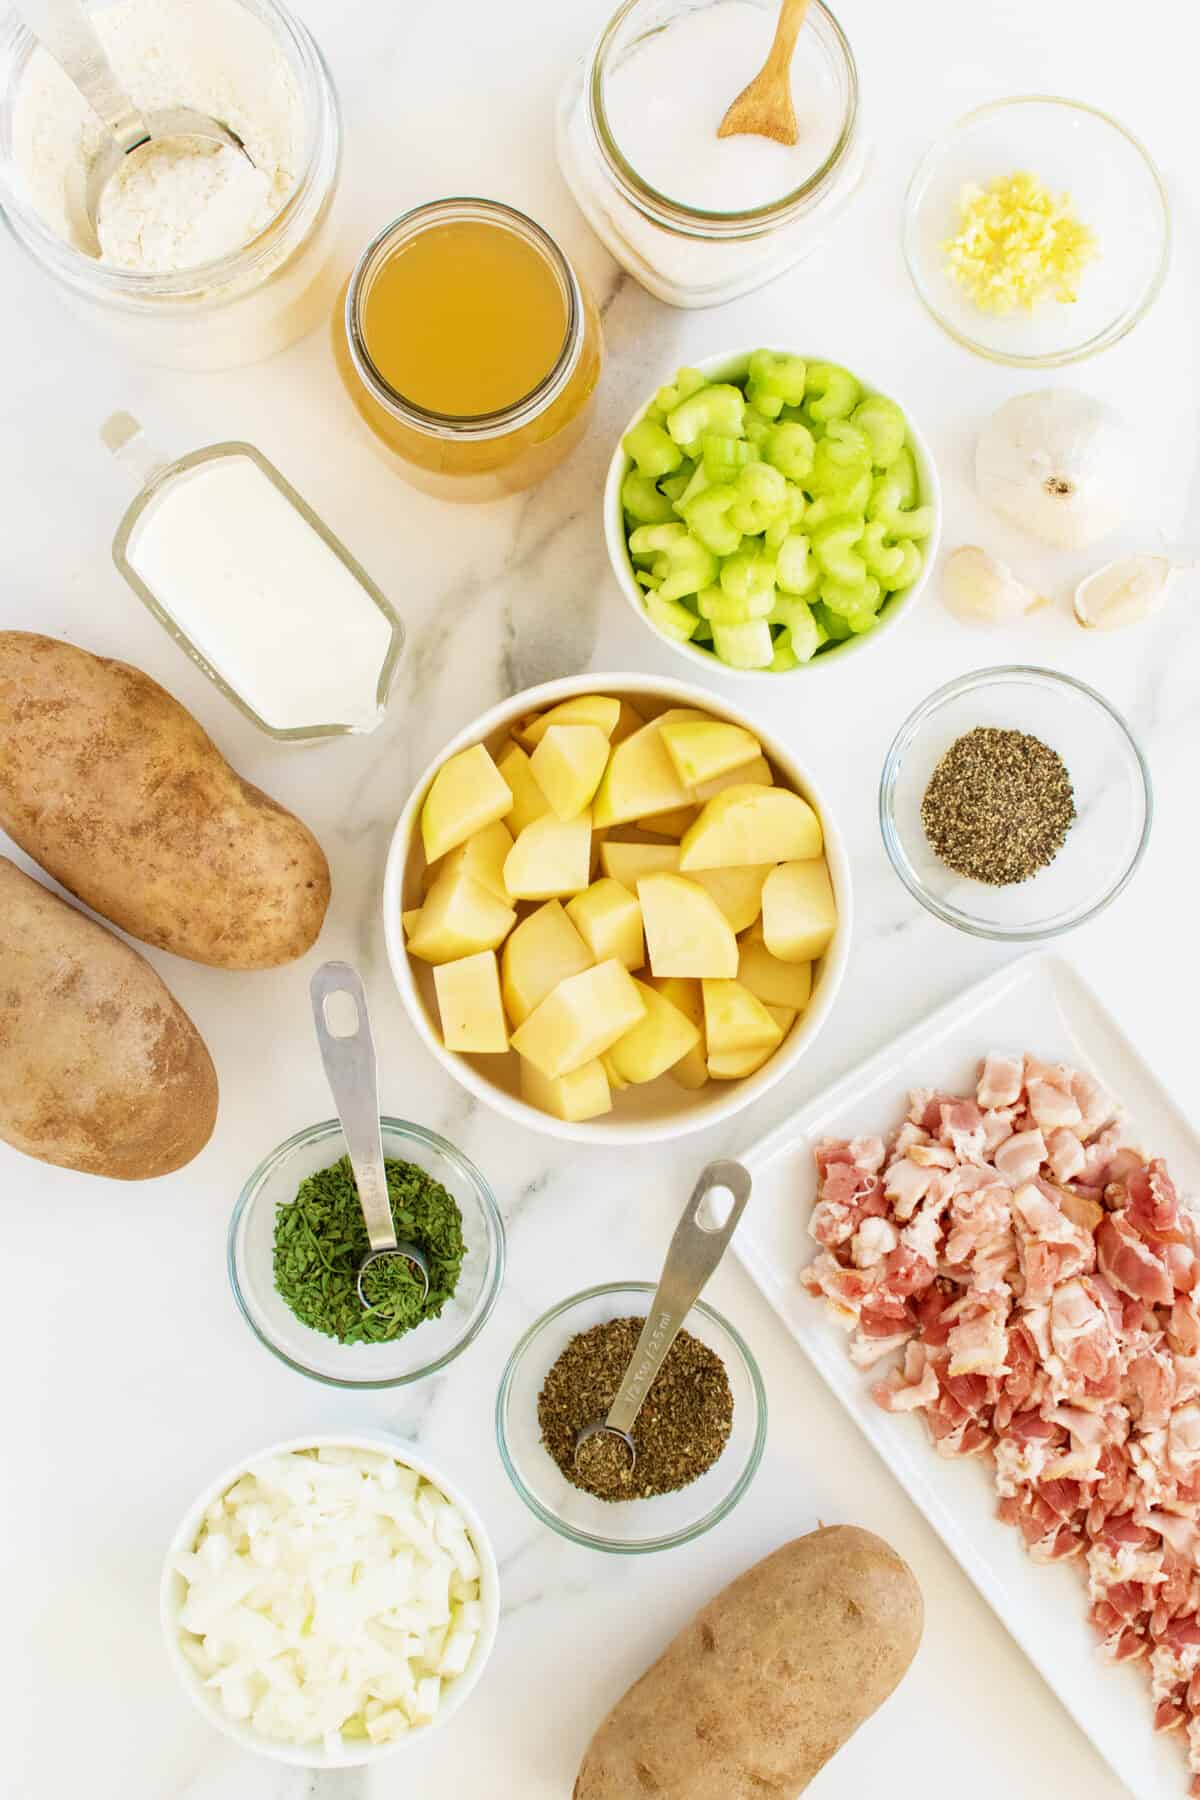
[310,962,430,1310]
[574,1159,753,1476]
[19,0,253,258]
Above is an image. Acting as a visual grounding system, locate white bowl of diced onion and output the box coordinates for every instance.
[160,1435,499,1766]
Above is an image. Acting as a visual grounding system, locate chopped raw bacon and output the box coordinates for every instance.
[800,1053,1200,1794]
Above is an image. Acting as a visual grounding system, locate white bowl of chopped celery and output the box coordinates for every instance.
[160,1435,499,1766]
[604,347,940,678]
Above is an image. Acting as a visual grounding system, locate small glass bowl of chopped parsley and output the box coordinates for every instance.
[880,666,1151,941]
[229,1118,505,1387]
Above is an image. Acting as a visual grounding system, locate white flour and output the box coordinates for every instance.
[13,0,305,272]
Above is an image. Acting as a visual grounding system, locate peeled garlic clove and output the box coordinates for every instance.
[943,546,1043,623]
[1073,554,1173,630]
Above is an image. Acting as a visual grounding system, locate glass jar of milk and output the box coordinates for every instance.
[557,0,866,308]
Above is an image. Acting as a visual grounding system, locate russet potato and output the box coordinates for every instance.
[653,977,708,1090]
[530,726,610,821]
[638,873,738,980]
[762,858,838,963]
[421,742,512,863]
[737,927,814,1011]
[432,950,509,1054]
[424,818,514,902]
[605,978,700,1085]
[691,751,772,803]
[592,718,694,828]
[659,720,760,788]
[510,960,646,1079]
[515,694,621,749]
[566,879,645,971]
[688,863,770,934]
[504,812,593,900]
[500,901,593,1026]
[407,870,516,964]
[680,785,823,871]
[520,1056,612,1122]
[701,978,783,1056]
[636,803,699,838]
[600,841,679,888]
[496,740,551,836]
[0,632,328,970]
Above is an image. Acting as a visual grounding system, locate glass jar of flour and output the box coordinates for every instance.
[556,0,867,309]
[0,0,341,369]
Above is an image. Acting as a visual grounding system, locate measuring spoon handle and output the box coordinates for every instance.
[606,1159,753,1438]
[310,962,396,1253]
[17,0,149,145]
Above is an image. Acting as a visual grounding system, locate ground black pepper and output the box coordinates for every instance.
[921,726,1075,886]
[537,1317,733,1501]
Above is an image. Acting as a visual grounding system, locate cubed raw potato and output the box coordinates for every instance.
[496,741,551,836]
[766,1003,797,1037]
[708,1039,778,1080]
[425,819,514,902]
[504,812,592,900]
[680,785,823,871]
[515,695,621,749]
[638,804,700,839]
[652,707,710,727]
[689,863,771,934]
[520,1055,612,1122]
[402,906,423,939]
[611,698,646,745]
[638,873,738,979]
[701,979,784,1055]
[510,960,646,1079]
[653,977,708,1090]
[606,977,701,1085]
[601,1051,630,1092]
[593,719,692,828]
[566,879,644,971]
[501,900,592,1025]
[737,929,813,1010]
[530,726,610,821]
[421,744,513,863]
[433,950,508,1053]
[660,721,761,788]
[761,859,837,962]
[407,870,516,965]
[691,753,773,804]
[600,841,680,887]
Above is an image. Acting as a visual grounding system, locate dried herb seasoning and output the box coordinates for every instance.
[273,1154,465,1345]
[538,1317,733,1501]
[921,726,1075,886]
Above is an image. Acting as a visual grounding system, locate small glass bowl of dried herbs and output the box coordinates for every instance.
[880,666,1151,941]
[496,1283,766,1554]
[229,1118,505,1388]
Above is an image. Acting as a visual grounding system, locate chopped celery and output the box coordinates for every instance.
[728,462,788,533]
[678,464,711,510]
[645,591,700,643]
[775,531,819,597]
[658,469,692,503]
[860,520,906,585]
[746,350,807,415]
[869,470,935,540]
[634,569,661,590]
[821,575,881,619]
[770,596,821,661]
[701,433,753,482]
[886,540,924,590]
[769,632,799,672]
[682,485,743,557]
[742,406,774,447]
[712,618,774,669]
[698,581,773,624]
[719,549,776,611]
[805,362,861,423]
[628,522,687,558]
[692,616,715,645]
[811,515,868,585]
[763,421,815,484]
[655,367,706,414]
[852,395,907,468]
[811,600,852,641]
[884,446,917,507]
[623,417,683,480]
[655,534,719,602]
[667,384,745,452]
[622,470,677,525]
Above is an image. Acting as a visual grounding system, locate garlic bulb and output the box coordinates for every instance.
[943,546,1043,623]
[1074,554,1173,630]
[976,389,1135,549]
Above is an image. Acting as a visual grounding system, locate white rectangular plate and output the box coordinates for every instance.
[735,952,1200,1800]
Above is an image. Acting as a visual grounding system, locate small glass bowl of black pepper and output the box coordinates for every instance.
[880,666,1152,941]
[228,1118,505,1387]
[496,1283,767,1554]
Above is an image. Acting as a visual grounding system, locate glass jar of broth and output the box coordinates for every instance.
[334,198,603,501]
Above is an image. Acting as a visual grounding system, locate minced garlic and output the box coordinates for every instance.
[943,170,1097,314]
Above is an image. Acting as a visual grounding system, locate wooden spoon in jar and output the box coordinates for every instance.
[717,0,811,147]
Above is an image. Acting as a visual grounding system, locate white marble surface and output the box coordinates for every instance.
[3,1,1200,1797]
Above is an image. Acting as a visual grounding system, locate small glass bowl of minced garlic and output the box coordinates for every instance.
[228,1117,505,1386]
[879,666,1151,941]
[903,96,1169,367]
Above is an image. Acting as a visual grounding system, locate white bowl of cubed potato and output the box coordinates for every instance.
[382,674,851,1143]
